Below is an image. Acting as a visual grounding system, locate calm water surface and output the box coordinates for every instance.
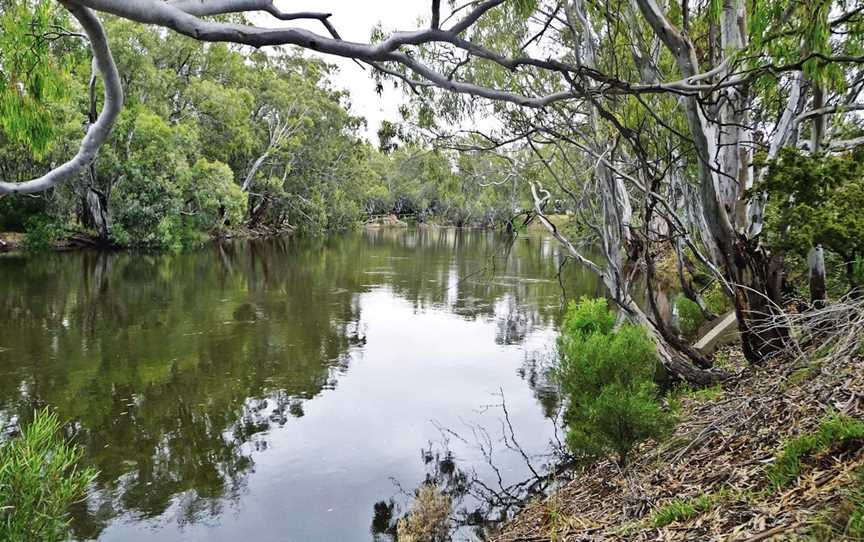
[0,228,604,541]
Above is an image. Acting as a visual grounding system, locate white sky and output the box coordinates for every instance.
[270,0,433,142]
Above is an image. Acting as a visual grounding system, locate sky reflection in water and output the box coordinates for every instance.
[0,228,605,541]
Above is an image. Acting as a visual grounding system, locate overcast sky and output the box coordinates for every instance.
[269,0,433,142]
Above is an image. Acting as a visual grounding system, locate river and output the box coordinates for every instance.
[0,227,605,541]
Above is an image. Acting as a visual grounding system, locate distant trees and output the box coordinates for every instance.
[0,3,526,246]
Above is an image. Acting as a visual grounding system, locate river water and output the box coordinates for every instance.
[0,228,605,541]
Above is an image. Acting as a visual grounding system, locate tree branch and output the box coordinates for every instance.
[0,2,122,194]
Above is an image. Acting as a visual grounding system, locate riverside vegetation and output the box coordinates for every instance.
[0,409,95,542]
[3,0,864,541]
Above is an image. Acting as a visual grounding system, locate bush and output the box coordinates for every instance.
[0,409,96,542]
[673,295,704,339]
[22,215,61,252]
[110,170,183,247]
[555,298,675,467]
[395,485,451,542]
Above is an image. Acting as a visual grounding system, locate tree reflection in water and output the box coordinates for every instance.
[0,228,598,540]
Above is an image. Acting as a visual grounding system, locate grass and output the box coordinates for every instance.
[649,488,764,529]
[542,494,568,542]
[768,413,864,489]
[782,360,824,391]
[650,493,717,527]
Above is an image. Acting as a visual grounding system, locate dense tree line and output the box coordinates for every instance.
[0,4,533,247]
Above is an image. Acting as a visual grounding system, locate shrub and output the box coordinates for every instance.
[673,295,704,339]
[768,413,864,489]
[395,485,451,542]
[555,298,675,467]
[110,170,183,247]
[22,215,61,252]
[703,281,732,315]
[0,409,96,542]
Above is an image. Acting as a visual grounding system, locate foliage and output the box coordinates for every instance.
[109,168,184,248]
[395,485,451,542]
[703,281,732,316]
[22,215,61,252]
[0,15,540,244]
[184,159,246,232]
[768,413,864,489]
[0,0,80,157]
[0,408,96,542]
[673,295,704,339]
[757,148,864,290]
[555,298,675,467]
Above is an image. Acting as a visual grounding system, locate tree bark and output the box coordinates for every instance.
[809,245,827,309]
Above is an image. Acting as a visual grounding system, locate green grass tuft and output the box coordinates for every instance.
[650,492,719,528]
[768,414,864,489]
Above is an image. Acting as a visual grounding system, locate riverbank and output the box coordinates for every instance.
[493,347,864,541]
[0,225,296,255]
[0,215,567,255]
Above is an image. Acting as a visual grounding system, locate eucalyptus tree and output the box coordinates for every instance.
[4,0,864,380]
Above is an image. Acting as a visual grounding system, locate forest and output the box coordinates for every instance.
[0,5,532,247]
[1,0,864,541]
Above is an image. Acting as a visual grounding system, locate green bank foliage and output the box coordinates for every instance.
[0,0,76,158]
[757,148,864,293]
[768,413,864,489]
[0,8,537,247]
[555,298,676,467]
[0,409,96,542]
[673,295,704,340]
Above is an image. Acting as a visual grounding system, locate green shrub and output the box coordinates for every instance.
[703,281,732,315]
[768,413,864,489]
[0,408,96,542]
[110,170,183,247]
[184,158,246,233]
[673,295,704,339]
[22,215,61,252]
[555,298,676,467]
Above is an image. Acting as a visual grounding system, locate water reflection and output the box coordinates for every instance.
[0,228,602,541]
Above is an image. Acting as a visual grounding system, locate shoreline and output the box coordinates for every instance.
[491,347,864,541]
